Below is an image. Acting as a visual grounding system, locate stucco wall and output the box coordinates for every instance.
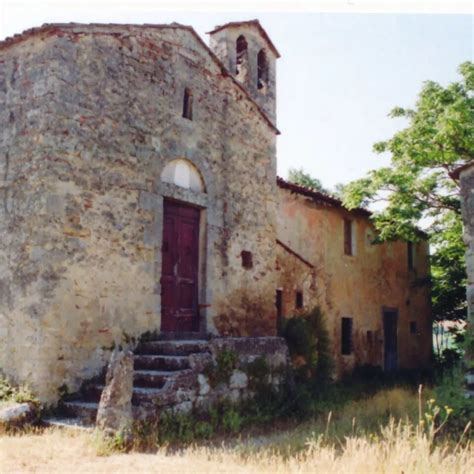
[0,25,277,402]
[276,187,432,376]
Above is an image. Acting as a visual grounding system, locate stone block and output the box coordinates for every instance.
[0,402,37,429]
[229,370,248,389]
[198,374,210,395]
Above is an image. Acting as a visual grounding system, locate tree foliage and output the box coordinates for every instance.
[343,61,474,320]
[288,167,326,192]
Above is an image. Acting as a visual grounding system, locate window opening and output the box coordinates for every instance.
[236,35,248,75]
[407,241,414,270]
[182,88,193,120]
[257,49,268,89]
[241,250,253,269]
[341,317,353,355]
[344,218,353,255]
[295,291,303,309]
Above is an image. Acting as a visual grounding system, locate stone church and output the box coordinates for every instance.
[0,20,432,405]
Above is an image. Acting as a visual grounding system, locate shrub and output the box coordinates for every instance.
[205,349,238,387]
[222,407,242,433]
[0,376,39,406]
[433,366,474,437]
[281,306,334,383]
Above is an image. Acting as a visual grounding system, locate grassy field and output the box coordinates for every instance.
[1,386,473,473]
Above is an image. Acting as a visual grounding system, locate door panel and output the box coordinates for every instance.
[383,309,398,371]
[161,200,200,332]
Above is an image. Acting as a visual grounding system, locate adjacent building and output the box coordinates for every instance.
[276,178,432,376]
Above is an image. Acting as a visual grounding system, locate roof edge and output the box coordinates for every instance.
[277,176,371,217]
[277,177,430,240]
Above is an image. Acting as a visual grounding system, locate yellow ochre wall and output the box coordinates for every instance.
[276,186,432,377]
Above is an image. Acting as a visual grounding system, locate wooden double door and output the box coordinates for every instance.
[160,200,200,332]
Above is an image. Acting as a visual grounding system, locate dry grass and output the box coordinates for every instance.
[1,422,472,474]
[1,387,472,474]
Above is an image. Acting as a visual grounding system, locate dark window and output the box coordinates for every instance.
[341,317,353,355]
[236,35,248,75]
[410,321,417,334]
[276,289,283,334]
[257,49,268,90]
[367,330,373,347]
[295,291,303,309]
[344,218,353,255]
[407,241,414,270]
[241,250,253,269]
[182,88,193,120]
[276,290,283,318]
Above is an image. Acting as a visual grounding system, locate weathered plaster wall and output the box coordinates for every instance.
[0,25,277,402]
[458,164,474,396]
[276,187,432,376]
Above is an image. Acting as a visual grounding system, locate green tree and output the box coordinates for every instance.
[342,61,474,321]
[288,167,326,192]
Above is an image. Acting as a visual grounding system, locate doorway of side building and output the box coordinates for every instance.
[161,199,200,332]
[383,308,399,371]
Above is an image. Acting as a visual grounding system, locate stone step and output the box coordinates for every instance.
[132,386,167,405]
[42,416,94,431]
[61,401,98,424]
[158,332,210,341]
[135,340,209,356]
[134,354,190,371]
[82,384,104,403]
[133,369,182,388]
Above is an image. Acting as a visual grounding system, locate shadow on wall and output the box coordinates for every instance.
[214,288,276,337]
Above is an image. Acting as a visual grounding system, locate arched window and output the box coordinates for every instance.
[161,159,205,193]
[257,49,268,90]
[235,35,248,75]
[182,88,193,120]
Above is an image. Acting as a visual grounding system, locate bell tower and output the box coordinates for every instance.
[208,19,280,125]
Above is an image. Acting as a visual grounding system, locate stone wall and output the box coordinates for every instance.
[0,24,277,403]
[276,184,432,376]
[458,164,474,396]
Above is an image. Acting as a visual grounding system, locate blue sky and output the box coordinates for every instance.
[1,5,472,190]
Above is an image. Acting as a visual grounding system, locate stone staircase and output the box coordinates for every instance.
[58,336,211,426]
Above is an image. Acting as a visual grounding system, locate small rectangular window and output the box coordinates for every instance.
[410,321,417,334]
[295,291,303,309]
[341,317,353,355]
[276,289,283,334]
[276,290,283,318]
[182,88,193,120]
[344,219,353,255]
[367,330,373,348]
[407,242,414,270]
[241,250,253,269]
